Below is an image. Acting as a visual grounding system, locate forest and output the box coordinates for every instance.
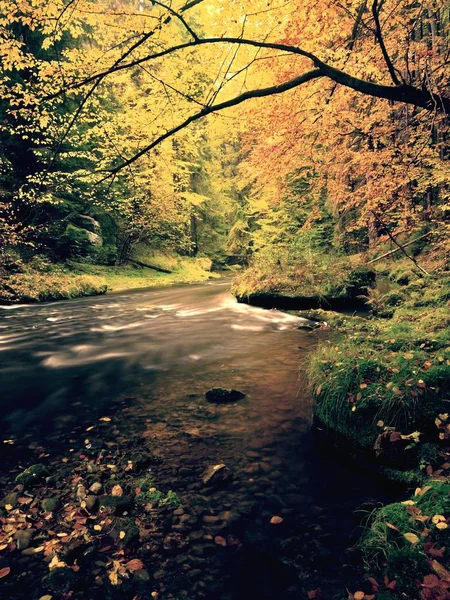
[1,0,450,599]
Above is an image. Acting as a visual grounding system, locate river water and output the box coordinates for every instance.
[0,279,389,598]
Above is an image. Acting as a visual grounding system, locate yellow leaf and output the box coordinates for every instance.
[359,383,367,389]
[119,531,126,539]
[403,353,414,360]
[436,522,448,530]
[5,504,13,511]
[94,525,102,531]
[100,417,111,422]
[432,515,446,524]
[404,532,420,544]
[354,593,365,600]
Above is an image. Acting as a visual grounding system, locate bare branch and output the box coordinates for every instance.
[150,0,199,40]
[372,0,401,85]
[100,69,324,179]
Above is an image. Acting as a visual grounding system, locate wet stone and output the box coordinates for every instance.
[14,529,34,550]
[41,497,59,513]
[89,482,102,494]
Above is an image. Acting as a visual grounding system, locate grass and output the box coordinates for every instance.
[358,481,450,598]
[309,275,450,474]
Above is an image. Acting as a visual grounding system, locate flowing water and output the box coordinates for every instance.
[0,279,390,599]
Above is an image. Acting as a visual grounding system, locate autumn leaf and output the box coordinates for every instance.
[404,532,420,545]
[125,559,144,573]
[111,485,123,497]
[0,567,11,579]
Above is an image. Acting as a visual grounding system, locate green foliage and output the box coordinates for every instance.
[134,476,181,508]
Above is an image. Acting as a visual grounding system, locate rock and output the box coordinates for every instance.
[201,464,231,487]
[134,569,150,583]
[85,495,98,511]
[42,567,78,594]
[41,497,59,513]
[205,388,245,403]
[89,482,102,495]
[0,492,18,508]
[109,517,139,547]
[163,532,187,553]
[98,494,133,514]
[202,515,220,524]
[15,464,49,489]
[14,529,34,549]
[70,214,101,234]
[76,485,87,502]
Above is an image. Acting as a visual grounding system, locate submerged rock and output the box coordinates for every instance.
[205,388,245,403]
[42,567,78,594]
[41,497,59,513]
[201,464,232,487]
[109,517,139,547]
[15,464,49,489]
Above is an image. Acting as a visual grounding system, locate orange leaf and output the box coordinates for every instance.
[0,567,11,579]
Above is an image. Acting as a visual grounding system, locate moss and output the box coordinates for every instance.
[109,517,139,547]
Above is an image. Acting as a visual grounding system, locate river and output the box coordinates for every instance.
[0,279,389,599]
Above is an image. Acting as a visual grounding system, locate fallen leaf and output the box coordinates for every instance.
[119,531,126,539]
[39,596,53,600]
[316,385,322,396]
[270,516,284,524]
[0,567,11,579]
[432,515,446,524]
[94,525,102,531]
[436,522,448,530]
[111,485,123,497]
[126,558,144,573]
[430,560,450,582]
[214,536,227,547]
[385,522,399,531]
[404,532,420,544]
[353,592,365,600]
[100,417,111,422]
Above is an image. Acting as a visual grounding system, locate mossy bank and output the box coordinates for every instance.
[0,252,216,304]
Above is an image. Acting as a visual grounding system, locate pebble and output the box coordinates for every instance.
[202,515,220,524]
[89,482,102,494]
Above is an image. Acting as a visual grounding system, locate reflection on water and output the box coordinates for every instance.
[0,280,317,434]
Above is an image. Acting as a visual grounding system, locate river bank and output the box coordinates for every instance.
[0,255,217,304]
[236,253,450,599]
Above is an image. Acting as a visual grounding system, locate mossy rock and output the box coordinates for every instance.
[98,494,133,514]
[42,567,79,594]
[15,464,49,489]
[41,497,60,512]
[109,517,139,547]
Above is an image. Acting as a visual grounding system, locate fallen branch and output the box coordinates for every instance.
[367,232,432,264]
[130,259,172,273]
